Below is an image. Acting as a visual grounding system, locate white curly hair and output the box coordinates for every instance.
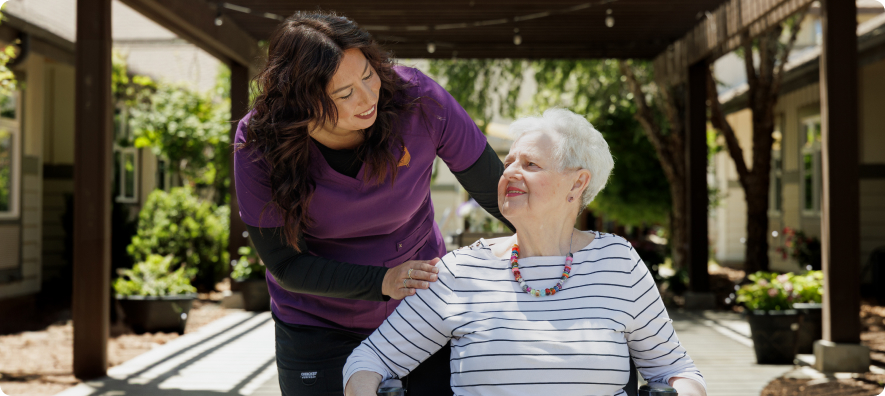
[508,108,615,207]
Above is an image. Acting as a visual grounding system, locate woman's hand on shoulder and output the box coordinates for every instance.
[382,258,440,300]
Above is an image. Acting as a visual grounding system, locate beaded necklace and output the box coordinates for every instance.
[510,232,574,297]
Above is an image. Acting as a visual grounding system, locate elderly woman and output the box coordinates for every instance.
[343,108,707,396]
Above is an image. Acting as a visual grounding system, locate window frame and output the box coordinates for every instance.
[114,145,140,204]
[768,116,784,216]
[800,115,822,217]
[0,94,21,221]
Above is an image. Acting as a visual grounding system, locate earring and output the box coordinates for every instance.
[568,197,574,203]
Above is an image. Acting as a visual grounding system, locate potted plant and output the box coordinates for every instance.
[232,246,270,312]
[114,254,198,334]
[736,271,823,363]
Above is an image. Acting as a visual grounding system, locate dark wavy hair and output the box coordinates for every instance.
[243,11,413,249]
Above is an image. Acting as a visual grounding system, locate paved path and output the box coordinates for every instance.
[670,310,794,396]
[55,312,280,396]
[53,310,793,396]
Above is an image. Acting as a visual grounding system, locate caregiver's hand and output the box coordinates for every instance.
[382,258,440,300]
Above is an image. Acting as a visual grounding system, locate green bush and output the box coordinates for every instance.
[128,187,229,291]
[736,271,823,311]
[231,246,266,282]
[113,254,197,297]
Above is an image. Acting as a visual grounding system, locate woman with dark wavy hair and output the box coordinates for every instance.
[233,10,510,396]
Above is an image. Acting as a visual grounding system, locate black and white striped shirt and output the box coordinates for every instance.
[344,232,706,395]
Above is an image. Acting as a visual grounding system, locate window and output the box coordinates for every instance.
[800,116,822,215]
[0,92,19,220]
[769,121,784,214]
[114,146,139,203]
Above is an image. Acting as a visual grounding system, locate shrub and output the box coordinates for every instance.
[113,254,197,297]
[231,246,266,282]
[128,187,229,291]
[736,271,823,311]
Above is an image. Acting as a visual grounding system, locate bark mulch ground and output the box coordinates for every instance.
[760,301,885,396]
[0,293,234,396]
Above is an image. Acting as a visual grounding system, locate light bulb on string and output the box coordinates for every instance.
[215,8,224,26]
[513,28,522,46]
[427,42,436,54]
[605,9,614,28]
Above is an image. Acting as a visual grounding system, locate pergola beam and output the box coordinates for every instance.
[118,0,259,69]
[654,0,814,85]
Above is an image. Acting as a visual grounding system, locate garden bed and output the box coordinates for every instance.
[0,297,234,396]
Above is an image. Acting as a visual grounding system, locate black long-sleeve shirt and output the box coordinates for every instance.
[248,142,512,301]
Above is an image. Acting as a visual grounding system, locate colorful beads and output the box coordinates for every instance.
[510,243,573,298]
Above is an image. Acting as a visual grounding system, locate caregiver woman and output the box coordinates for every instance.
[233,10,510,396]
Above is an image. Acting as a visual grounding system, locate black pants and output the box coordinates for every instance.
[274,314,454,396]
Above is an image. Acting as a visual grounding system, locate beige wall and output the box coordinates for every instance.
[860,58,885,163]
[0,55,45,299]
[713,109,752,266]
[43,62,75,165]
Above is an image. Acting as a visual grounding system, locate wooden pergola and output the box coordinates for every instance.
[71,0,862,378]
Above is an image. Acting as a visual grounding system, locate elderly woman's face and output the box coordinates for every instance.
[498,131,576,223]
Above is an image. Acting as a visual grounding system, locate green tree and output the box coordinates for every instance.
[128,80,231,197]
[425,59,671,228]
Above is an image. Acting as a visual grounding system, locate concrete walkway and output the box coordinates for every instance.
[56,312,281,396]
[670,310,794,396]
[53,310,793,396]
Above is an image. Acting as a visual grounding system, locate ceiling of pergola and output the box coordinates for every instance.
[221,0,731,59]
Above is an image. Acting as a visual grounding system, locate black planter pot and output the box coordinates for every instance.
[238,279,270,312]
[746,309,800,364]
[117,294,197,334]
[793,303,823,354]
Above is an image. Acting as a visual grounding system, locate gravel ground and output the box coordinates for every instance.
[0,298,234,396]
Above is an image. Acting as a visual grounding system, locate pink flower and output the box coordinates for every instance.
[777,274,790,283]
[783,282,794,293]
[758,279,769,287]
[768,289,778,297]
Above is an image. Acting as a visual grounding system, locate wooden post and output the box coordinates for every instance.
[228,63,250,269]
[819,0,860,344]
[686,61,710,294]
[73,0,113,379]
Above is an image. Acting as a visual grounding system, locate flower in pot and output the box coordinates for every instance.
[114,254,198,334]
[736,271,823,363]
[231,246,270,312]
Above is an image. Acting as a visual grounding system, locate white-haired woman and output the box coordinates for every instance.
[343,108,707,396]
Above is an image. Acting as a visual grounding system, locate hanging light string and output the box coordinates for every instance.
[213,0,620,31]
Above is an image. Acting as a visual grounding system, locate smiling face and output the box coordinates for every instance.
[498,131,586,227]
[311,48,382,149]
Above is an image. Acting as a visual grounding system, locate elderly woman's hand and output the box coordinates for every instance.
[382,258,440,300]
[344,370,382,396]
[669,377,707,396]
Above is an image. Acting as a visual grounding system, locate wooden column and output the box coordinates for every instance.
[820,0,860,344]
[686,61,710,293]
[72,0,113,379]
[228,63,250,267]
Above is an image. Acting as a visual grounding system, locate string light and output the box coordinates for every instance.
[215,9,224,26]
[605,9,615,28]
[427,42,436,54]
[212,0,622,32]
[513,28,522,45]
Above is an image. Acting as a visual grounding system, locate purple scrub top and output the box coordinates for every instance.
[234,67,487,334]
